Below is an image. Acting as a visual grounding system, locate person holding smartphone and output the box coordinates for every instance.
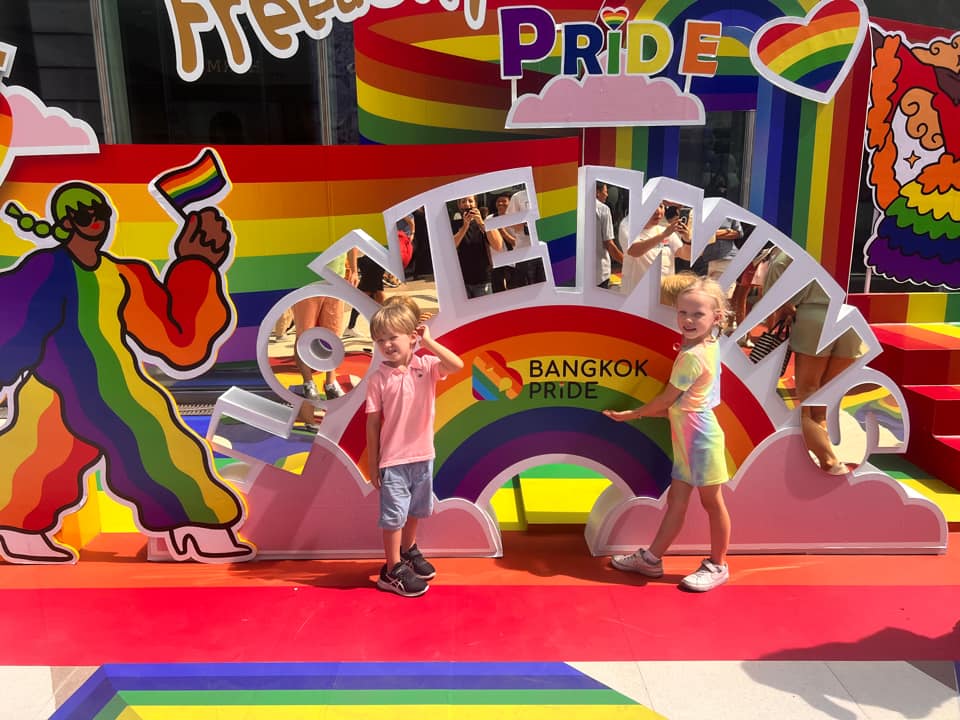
[666,205,694,273]
[453,195,504,298]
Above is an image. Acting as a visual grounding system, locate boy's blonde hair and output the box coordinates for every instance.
[370,302,418,339]
[660,272,699,306]
[383,294,422,319]
[675,276,731,332]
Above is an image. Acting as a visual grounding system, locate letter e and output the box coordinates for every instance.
[679,20,721,77]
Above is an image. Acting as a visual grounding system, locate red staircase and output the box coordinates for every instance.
[868,324,960,490]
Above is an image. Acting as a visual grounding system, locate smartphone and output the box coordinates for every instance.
[679,208,691,222]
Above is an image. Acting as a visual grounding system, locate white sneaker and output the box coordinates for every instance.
[342,327,359,339]
[301,381,320,400]
[611,548,664,577]
[324,380,345,399]
[680,559,729,592]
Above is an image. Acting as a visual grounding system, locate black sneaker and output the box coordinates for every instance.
[376,562,428,597]
[401,543,436,580]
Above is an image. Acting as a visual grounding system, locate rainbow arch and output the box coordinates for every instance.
[339,306,776,503]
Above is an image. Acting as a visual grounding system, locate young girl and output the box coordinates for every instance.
[604,277,732,592]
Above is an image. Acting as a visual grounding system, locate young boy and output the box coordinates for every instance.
[365,302,464,596]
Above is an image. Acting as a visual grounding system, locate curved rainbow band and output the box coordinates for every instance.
[434,405,673,502]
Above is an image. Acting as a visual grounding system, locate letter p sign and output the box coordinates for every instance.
[499,6,557,79]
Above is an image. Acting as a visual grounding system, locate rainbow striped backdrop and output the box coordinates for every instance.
[0,139,578,362]
[354,0,871,285]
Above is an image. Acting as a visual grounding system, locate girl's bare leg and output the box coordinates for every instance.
[648,480,694,558]
[698,484,730,565]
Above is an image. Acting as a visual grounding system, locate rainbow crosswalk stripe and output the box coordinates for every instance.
[52,662,663,719]
[153,148,228,214]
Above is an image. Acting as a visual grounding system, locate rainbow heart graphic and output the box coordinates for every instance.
[599,6,630,32]
[749,0,867,104]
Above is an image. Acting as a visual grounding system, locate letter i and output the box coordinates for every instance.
[606,29,622,74]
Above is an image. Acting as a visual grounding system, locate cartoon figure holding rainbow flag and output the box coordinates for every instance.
[0,148,256,564]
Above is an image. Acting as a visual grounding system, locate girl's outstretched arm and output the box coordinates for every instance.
[603,384,683,421]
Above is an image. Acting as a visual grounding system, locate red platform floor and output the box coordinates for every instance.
[2,527,959,718]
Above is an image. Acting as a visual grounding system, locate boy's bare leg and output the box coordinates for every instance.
[648,480,694,558]
[383,528,402,568]
[401,518,419,554]
[698,484,730,565]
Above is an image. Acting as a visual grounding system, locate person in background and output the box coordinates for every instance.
[490,192,515,293]
[505,188,547,288]
[596,182,623,288]
[452,195,503,298]
[294,248,358,400]
[762,250,863,475]
[619,202,684,296]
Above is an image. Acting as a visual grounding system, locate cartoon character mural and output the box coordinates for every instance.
[864,26,960,289]
[0,152,254,565]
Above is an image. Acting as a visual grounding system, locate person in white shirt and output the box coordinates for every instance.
[619,202,684,295]
[505,189,546,287]
[596,183,622,288]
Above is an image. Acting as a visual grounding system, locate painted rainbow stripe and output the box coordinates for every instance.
[153,148,227,212]
[52,662,662,719]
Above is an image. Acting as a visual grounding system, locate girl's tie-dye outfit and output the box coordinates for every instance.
[667,341,727,487]
[0,248,243,534]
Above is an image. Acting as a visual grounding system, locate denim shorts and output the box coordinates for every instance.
[379,459,435,530]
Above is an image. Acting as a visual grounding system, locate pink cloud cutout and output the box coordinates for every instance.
[506,73,705,128]
[590,430,946,555]
[6,85,98,152]
[152,438,502,559]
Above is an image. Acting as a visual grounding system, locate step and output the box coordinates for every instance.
[869,323,960,386]
[904,431,960,492]
[871,454,960,529]
[902,385,960,436]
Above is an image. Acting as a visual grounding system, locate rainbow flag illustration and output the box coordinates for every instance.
[152,147,229,215]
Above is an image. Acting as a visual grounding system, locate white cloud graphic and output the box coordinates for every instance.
[506,72,705,129]
[6,85,98,153]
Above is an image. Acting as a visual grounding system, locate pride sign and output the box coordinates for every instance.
[499,6,721,81]
[499,6,718,127]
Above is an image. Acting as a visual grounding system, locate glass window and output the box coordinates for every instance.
[0,0,105,142]
[677,111,750,205]
[98,0,356,145]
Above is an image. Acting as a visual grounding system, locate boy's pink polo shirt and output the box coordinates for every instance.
[365,353,446,468]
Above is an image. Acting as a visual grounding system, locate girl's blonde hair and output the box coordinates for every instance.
[369,302,418,339]
[675,276,731,334]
